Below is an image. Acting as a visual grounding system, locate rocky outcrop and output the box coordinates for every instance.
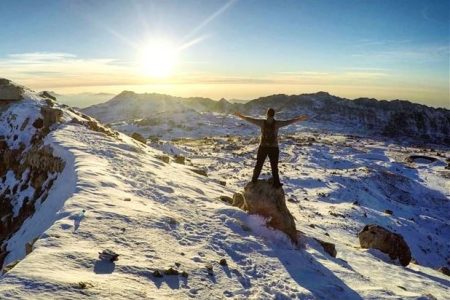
[0,78,24,102]
[0,100,66,269]
[358,224,411,266]
[131,132,146,143]
[234,179,298,244]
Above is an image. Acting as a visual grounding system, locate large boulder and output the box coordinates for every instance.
[0,78,24,101]
[358,224,411,266]
[237,179,298,244]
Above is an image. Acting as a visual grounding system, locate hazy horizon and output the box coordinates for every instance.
[1,0,449,108]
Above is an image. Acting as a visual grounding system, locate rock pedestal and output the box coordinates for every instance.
[235,179,298,244]
[358,224,411,266]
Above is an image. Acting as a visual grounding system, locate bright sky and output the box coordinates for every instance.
[0,0,449,108]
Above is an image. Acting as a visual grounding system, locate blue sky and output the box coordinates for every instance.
[0,0,448,107]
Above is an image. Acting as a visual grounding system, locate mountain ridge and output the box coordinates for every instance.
[82,90,450,145]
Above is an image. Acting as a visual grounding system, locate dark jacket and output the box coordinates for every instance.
[240,116,298,147]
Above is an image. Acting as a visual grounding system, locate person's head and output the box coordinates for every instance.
[267,108,275,118]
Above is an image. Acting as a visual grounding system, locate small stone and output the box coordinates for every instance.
[98,249,119,262]
[181,271,188,277]
[219,258,227,266]
[384,209,393,215]
[175,262,181,267]
[153,270,163,278]
[308,224,315,228]
[352,201,359,206]
[219,195,233,204]
[131,132,146,143]
[174,155,185,165]
[124,198,131,201]
[315,238,337,257]
[437,266,450,276]
[205,263,213,271]
[164,267,179,275]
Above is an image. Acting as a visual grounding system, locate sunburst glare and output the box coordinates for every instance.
[138,40,179,78]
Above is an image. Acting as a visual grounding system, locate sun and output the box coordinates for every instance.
[138,41,178,78]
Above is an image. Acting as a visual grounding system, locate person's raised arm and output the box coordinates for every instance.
[234,112,264,127]
[276,115,309,128]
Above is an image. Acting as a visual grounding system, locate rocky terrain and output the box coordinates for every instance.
[0,78,449,299]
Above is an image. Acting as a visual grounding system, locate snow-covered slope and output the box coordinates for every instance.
[1,80,449,299]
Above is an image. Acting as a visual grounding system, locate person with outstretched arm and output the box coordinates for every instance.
[234,108,308,188]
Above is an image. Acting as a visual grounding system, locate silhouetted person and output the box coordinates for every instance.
[234,108,308,188]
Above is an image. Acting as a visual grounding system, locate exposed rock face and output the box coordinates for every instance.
[131,132,146,143]
[41,106,63,129]
[235,180,298,243]
[0,100,66,268]
[358,224,411,266]
[0,78,24,101]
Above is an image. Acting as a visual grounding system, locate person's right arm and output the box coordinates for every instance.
[234,112,264,127]
[276,115,309,128]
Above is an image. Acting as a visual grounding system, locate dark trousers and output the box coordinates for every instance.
[252,146,280,184]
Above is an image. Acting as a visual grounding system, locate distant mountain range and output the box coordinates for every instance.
[81,91,450,145]
[47,91,115,108]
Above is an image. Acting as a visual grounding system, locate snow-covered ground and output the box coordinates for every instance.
[1,90,449,299]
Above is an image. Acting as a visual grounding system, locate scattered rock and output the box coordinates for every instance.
[131,132,146,144]
[174,155,185,164]
[358,224,411,266]
[39,91,56,101]
[384,209,393,215]
[329,211,346,218]
[191,168,207,177]
[98,249,119,262]
[219,180,227,186]
[153,270,163,278]
[314,238,337,257]
[75,281,94,289]
[219,195,233,204]
[437,266,449,276]
[219,258,227,266]
[164,267,179,275]
[124,198,131,201]
[156,155,170,163]
[205,263,213,274]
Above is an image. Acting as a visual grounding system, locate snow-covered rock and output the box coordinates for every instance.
[236,180,298,244]
[358,224,412,266]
